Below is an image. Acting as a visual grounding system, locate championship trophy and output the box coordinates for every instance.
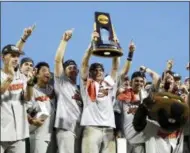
[91,12,123,57]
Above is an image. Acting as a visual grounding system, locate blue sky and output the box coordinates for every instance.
[1,2,189,81]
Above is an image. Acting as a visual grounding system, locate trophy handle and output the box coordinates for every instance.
[93,22,98,41]
[111,24,121,49]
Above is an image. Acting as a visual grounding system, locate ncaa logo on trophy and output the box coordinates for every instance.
[91,12,123,57]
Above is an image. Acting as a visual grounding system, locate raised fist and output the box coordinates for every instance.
[63,29,74,41]
[166,59,174,70]
[129,40,136,52]
[139,66,147,72]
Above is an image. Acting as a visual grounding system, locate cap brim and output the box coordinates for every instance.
[3,50,25,55]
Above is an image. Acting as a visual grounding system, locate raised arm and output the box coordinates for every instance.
[80,44,92,81]
[111,57,120,81]
[80,31,98,81]
[16,25,35,52]
[120,41,136,81]
[140,66,161,90]
[23,71,35,101]
[54,29,73,77]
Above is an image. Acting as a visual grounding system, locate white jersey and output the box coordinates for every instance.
[80,75,117,128]
[54,74,83,132]
[1,70,29,141]
[115,89,148,153]
[29,84,56,141]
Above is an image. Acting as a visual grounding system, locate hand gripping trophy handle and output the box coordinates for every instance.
[111,24,121,48]
[93,22,98,41]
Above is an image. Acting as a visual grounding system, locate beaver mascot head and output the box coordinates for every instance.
[143,92,189,132]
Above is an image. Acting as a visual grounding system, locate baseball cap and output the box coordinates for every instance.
[1,44,24,55]
[89,63,104,72]
[63,59,77,69]
[131,71,146,80]
[173,73,181,81]
[20,57,34,66]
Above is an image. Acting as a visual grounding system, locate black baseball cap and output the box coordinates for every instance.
[131,71,146,80]
[1,44,24,55]
[173,73,181,81]
[89,63,104,72]
[63,59,77,70]
[20,57,34,66]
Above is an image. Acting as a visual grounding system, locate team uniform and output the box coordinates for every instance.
[54,74,83,153]
[80,75,117,153]
[116,87,185,153]
[115,88,148,153]
[28,84,56,153]
[0,70,29,153]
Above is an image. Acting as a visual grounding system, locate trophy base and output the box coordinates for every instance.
[92,44,123,57]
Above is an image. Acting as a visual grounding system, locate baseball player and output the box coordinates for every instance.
[1,44,34,153]
[54,29,83,153]
[28,62,56,153]
[80,31,119,153]
[115,66,160,153]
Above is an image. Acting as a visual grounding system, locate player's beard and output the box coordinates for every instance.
[68,71,77,83]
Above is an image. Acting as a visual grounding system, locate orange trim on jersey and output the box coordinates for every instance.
[117,88,136,102]
[35,96,50,102]
[87,79,96,102]
[9,83,24,91]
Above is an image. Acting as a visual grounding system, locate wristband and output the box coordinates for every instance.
[127,57,132,61]
[21,37,26,42]
[128,51,133,59]
[27,81,34,87]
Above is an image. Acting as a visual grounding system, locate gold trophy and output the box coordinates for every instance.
[91,12,123,57]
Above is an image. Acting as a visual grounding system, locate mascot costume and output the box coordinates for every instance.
[133,91,189,133]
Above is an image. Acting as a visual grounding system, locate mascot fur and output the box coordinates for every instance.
[133,92,189,133]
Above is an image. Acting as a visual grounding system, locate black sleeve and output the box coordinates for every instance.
[114,111,123,132]
[133,104,148,132]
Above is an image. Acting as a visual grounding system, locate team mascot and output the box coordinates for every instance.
[133,91,189,133]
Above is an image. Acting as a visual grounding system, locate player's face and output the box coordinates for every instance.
[20,62,34,76]
[90,67,104,82]
[132,77,145,92]
[65,65,78,81]
[3,53,20,68]
[37,66,51,84]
